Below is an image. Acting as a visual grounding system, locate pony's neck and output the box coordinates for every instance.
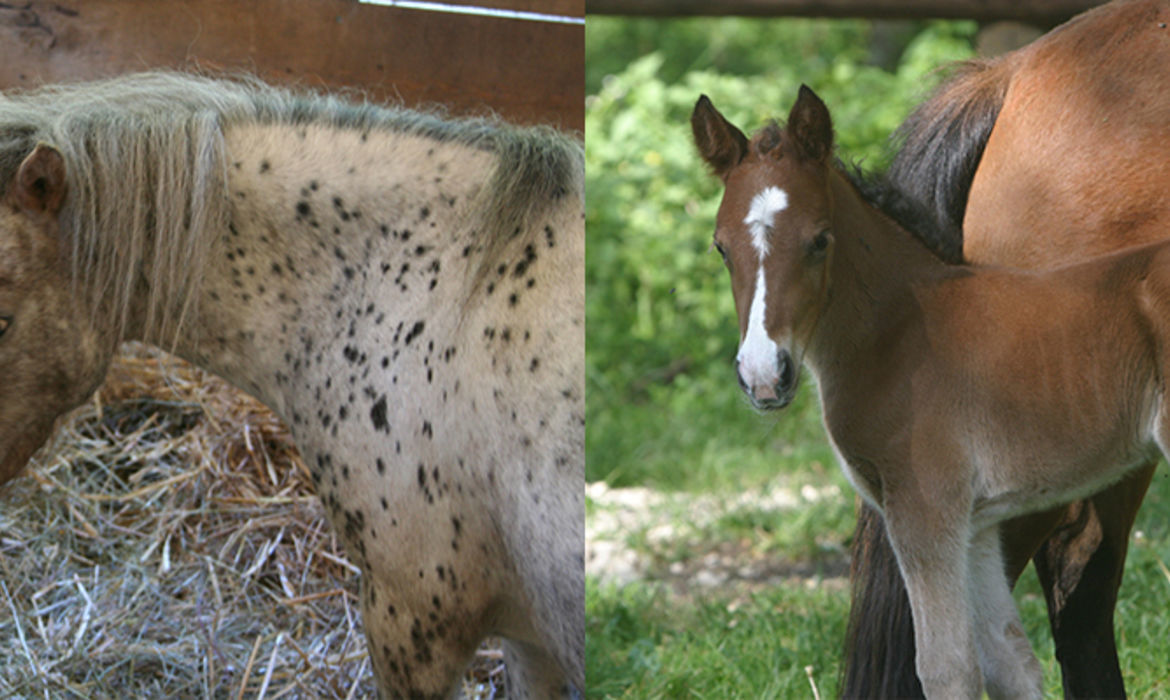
[807,168,950,367]
[129,123,494,424]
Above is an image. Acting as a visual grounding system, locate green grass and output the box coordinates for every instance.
[588,469,1170,698]
[587,577,850,699]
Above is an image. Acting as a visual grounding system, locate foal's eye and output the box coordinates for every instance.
[0,314,10,338]
[807,230,831,259]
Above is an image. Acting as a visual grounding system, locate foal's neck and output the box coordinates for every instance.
[810,170,950,359]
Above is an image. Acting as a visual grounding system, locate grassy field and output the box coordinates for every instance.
[586,414,1170,698]
[585,15,1170,699]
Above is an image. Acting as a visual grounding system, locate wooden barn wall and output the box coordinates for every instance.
[0,0,583,131]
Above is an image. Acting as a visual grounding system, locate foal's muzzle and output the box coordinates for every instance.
[737,350,796,411]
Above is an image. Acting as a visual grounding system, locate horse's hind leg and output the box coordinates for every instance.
[969,526,1043,699]
[499,497,584,698]
[840,503,925,698]
[1032,463,1153,699]
[358,553,579,700]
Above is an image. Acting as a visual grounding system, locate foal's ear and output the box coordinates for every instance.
[12,143,67,217]
[692,95,748,179]
[786,85,833,162]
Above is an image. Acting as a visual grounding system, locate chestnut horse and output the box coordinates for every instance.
[847,1,1170,696]
[692,85,1168,699]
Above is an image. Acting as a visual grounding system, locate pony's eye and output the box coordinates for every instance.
[0,314,10,337]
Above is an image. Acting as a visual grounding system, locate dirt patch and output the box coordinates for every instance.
[586,480,850,599]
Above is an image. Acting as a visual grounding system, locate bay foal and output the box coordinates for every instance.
[848,3,1170,694]
[693,86,1166,698]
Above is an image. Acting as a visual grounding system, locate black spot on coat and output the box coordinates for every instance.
[371,396,390,433]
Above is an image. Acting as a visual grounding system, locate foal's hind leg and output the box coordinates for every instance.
[969,527,1043,699]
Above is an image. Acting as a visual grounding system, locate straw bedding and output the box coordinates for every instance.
[0,343,503,699]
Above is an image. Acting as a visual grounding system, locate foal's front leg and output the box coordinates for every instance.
[883,493,981,699]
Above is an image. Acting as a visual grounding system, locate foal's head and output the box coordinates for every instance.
[0,144,107,484]
[692,86,836,410]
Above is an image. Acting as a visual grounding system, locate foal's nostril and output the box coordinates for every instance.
[777,351,795,393]
[735,359,748,393]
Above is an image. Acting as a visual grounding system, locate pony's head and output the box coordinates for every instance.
[0,144,107,484]
[692,86,835,410]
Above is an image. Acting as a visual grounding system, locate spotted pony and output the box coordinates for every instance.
[0,72,584,699]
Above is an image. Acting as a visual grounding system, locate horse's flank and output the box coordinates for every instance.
[889,0,1170,271]
[0,71,582,343]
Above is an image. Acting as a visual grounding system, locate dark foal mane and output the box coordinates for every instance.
[841,162,953,260]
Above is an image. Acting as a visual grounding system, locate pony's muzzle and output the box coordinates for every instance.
[736,350,796,410]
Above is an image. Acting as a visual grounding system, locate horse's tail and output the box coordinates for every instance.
[886,57,1013,264]
[839,502,924,698]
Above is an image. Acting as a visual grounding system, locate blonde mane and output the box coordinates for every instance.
[0,71,582,342]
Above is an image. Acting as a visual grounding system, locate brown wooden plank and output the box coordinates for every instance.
[0,0,582,131]
[585,0,1105,24]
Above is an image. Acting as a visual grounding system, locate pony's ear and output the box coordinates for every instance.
[691,95,748,179]
[786,85,833,162]
[12,144,67,216]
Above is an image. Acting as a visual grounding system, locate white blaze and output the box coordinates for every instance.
[744,186,788,256]
[739,265,778,383]
[737,187,787,388]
